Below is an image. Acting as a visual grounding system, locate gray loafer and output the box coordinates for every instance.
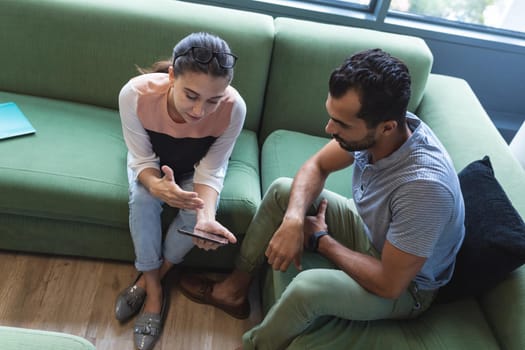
[115,273,146,322]
[134,286,169,350]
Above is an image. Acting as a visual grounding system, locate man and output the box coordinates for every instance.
[179,48,465,350]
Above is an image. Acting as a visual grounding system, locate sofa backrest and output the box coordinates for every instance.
[0,0,274,132]
[259,17,433,143]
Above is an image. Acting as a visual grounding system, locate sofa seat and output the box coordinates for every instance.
[0,91,261,267]
[0,92,129,228]
[262,253,503,350]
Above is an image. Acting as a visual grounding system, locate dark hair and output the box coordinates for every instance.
[137,32,234,82]
[328,48,411,128]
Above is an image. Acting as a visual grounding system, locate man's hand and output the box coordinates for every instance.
[192,219,237,251]
[303,199,328,248]
[149,165,204,209]
[265,217,304,272]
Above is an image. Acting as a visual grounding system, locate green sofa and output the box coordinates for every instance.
[0,0,273,269]
[1,0,524,349]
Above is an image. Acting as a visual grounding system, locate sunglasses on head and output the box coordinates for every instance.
[173,46,238,69]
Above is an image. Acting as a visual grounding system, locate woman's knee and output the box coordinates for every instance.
[129,182,160,208]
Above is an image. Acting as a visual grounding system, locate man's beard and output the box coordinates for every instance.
[332,132,376,152]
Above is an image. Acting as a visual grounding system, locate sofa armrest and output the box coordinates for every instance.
[417,74,525,215]
[418,74,525,350]
[480,266,525,350]
[0,326,95,350]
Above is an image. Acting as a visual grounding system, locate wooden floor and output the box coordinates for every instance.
[0,251,262,349]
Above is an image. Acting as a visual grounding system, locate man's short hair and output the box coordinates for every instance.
[328,48,411,128]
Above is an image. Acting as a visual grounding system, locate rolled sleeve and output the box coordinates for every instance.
[118,82,160,179]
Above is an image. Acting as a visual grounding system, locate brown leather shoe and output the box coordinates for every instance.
[179,274,250,319]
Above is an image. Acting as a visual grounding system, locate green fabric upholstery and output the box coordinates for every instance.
[260,73,525,350]
[0,326,95,350]
[0,92,129,228]
[417,77,525,347]
[261,130,353,196]
[0,0,274,132]
[1,0,524,348]
[0,91,259,267]
[480,266,525,350]
[417,75,525,213]
[259,17,433,143]
[0,0,269,269]
[258,15,525,350]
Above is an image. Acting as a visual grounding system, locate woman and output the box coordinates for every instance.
[115,32,245,350]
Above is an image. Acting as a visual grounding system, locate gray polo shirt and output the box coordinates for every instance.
[352,113,465,290]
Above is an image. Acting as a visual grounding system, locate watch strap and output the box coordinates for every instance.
[308,230,329,252]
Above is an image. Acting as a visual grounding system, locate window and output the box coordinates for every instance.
[293,0,524,36]
[188,0,525,40]
[389,0,525,36]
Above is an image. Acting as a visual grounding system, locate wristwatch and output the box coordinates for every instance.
[308,230,329,252]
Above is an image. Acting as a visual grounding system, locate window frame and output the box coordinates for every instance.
[181,0,525,52]
[299,0,376,12]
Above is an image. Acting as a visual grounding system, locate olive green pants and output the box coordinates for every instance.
[237,178,437,350]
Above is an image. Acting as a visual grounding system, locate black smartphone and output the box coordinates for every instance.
[177,228,229,245]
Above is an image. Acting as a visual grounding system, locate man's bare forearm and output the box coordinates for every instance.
[285,160,328,222]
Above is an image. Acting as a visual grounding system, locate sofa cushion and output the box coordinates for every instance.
[437,156,525,303]
[0,92,129,228]
[261,130,353,196]
[260,17,433,143]
[0,0,274,133]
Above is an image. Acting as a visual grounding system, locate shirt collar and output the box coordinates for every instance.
[354,112,424,170]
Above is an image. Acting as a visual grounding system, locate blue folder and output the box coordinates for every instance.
[0,102,36,140]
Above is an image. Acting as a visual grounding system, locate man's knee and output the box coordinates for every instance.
[282,270,329,305]
[264,177,293,209]
[267,177,292,194]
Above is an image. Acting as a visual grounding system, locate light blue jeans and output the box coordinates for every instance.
[127,167,196,272]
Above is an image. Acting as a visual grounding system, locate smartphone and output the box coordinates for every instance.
[177,228,229,245]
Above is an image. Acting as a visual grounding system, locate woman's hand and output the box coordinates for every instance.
[192,219,237,251]
[149,165,204,210]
